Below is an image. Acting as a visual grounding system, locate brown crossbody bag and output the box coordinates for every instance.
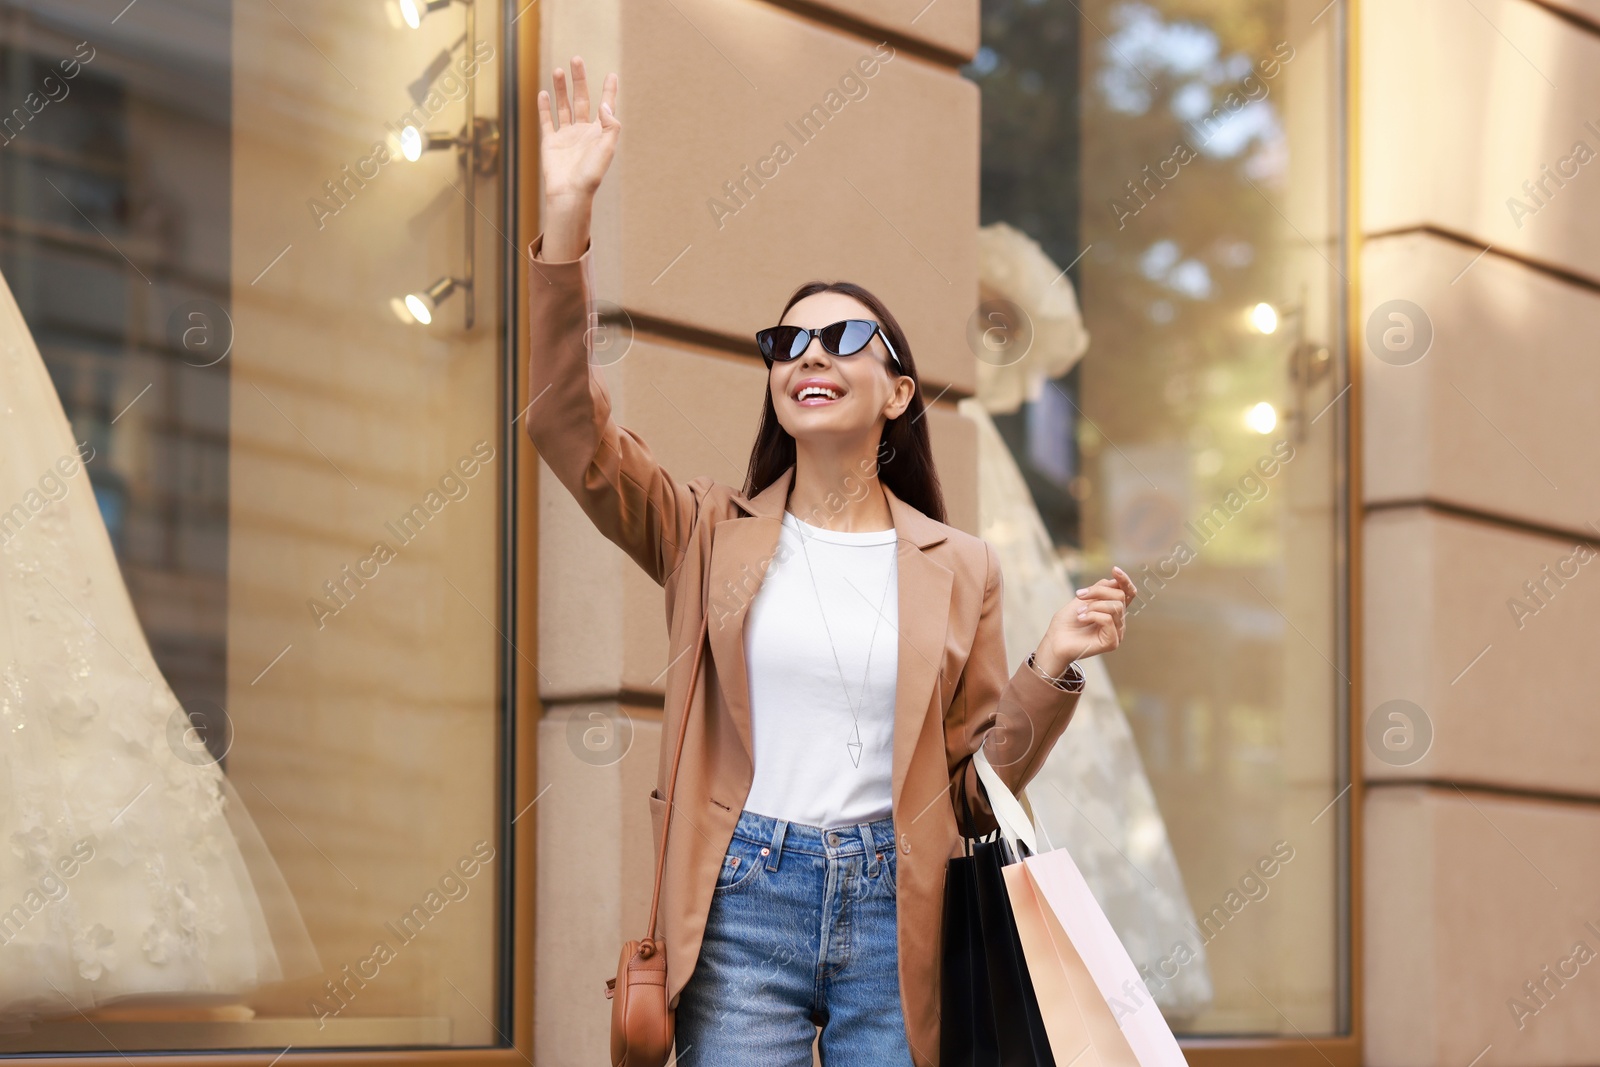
[603,613,710,1067]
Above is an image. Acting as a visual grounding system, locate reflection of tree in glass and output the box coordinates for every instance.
[966,0,1293,561]
[965,4,1085,542]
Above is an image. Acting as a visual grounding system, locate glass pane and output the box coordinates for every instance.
[967,0,1345,1036]
[0,0,509,1051]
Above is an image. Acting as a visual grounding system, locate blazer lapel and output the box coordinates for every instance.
[883,487,952,812]
[704,469,790,765]
[708,465,953,815]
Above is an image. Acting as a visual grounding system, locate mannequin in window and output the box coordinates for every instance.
[959,221,1214,1019]
[0,266,320,1022]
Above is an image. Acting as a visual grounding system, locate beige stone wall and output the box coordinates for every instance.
[531,0,981,1061]
[1360,0,1600,1063]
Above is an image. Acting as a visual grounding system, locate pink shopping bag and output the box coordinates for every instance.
[1002,861,1140,1067]
[1019,848,1188,1066]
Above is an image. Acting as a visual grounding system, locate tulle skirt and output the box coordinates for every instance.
[0,266,320,1021]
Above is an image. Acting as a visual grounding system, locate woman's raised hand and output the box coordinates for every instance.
[537,55,620,205]
[1034,565,1137,672]
[534,56,619,261]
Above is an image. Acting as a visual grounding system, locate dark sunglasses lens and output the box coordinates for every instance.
[784,327,815,360]
[825,320,877,356]
[758,326,806,362]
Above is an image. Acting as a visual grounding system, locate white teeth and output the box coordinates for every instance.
[796,385,841,401]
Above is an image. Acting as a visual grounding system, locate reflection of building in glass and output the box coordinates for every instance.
[0,22,233,762]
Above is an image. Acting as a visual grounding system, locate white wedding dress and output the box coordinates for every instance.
[967,222,1213,1018]
[0,266,319,1021]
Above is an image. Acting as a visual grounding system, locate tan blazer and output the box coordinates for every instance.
[524,230,1082,1066]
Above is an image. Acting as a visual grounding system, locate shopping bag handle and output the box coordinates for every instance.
[972,744,1040,857]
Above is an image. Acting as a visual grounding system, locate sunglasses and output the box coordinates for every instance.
[755,319,902,370]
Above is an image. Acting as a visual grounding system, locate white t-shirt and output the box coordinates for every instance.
[741,510,899,828]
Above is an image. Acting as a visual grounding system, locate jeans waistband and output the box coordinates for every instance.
[731,807,896,873]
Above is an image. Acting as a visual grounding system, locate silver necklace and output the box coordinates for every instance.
[789,513,896,768]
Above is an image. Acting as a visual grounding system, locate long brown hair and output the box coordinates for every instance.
[742,280,947,524]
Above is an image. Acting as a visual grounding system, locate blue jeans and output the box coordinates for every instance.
[673,807,913,1066]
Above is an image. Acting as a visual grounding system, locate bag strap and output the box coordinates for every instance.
[644,612,710,946]
[972,744,1040,856]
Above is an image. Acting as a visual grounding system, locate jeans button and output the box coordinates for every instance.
[827,831,839,845]
[899,832,911,855]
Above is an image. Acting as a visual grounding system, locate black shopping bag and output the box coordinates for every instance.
[941,770,1057,1066]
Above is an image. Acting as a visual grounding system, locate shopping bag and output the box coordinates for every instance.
[974,833,1056,1064]
[1022,850,1187,1065]
[941,827,1000,1065]
[941,769,1057,1065]
[1002,861,1139,1067]
[974,748,1188,1067]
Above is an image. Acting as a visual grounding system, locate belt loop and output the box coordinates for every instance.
[767,819,788,871]
[859,822,879,876]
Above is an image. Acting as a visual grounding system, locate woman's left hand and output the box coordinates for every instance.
[1034,565,1137,672]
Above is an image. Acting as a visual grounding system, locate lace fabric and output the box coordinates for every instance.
[0,266,320,1022]
[960,396,1215,1019]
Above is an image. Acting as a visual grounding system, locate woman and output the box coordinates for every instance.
[527,57,1136,1067]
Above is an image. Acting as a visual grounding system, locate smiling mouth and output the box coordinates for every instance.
[793,382,844,406]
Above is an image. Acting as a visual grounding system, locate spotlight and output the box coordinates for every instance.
[400,124,426,161]
[1249,302,1279,335]
[399,0,457,29]
[1245,401,1277,435]
[400,124,458,161]
[399,276,465,326]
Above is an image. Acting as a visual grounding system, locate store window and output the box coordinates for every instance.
[0,0,512,1053]
[965,0,1348,1038]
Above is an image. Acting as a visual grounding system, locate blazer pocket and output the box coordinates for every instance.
[648,788,667,851]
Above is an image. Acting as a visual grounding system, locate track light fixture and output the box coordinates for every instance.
[396,276,467,326]
[399,124,444,161]
[391,0,485,329]
[399,118,501,172]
